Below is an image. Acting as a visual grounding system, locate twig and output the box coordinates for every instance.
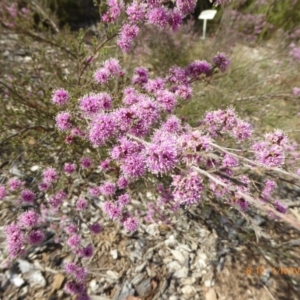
[29,0,59,33]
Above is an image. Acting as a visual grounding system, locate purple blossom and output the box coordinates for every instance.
[174,84,192,100]
[67,234,81,249]
[71,127,86,138]
[100,181,116,196]
[156,90,177,113]
[43,167,58,183]
[94,68,110,85]
[117,176,129,189]
[89,222,102,234]
[213,52,230,72]
[21,189,35,203]
[120,154,146,178]
[186,60,211,77]
[64,163,76,174]
[293,87,300,96]
[168,9,183,32]
[103,58,123,76]
[5,223,24,258]
[8,178,23,191]
[102,0,124,23]
[161,115,181,133]
[231,120,253,141]
[262,179,276,199]
[171,171,203,206]
[103,201,122,219]
[117,24,140,52]
[100,158,111,171]
[76,198,87,210]
[144,141,179,175]
[274,200,287,214]
[18,211,39,228]
[52,89,69,105]
[123,216,139,232]
[253,143,285,167]
[176,0,197,15]
[65,223,78,235]
[80,244,93,258]
[0,185,6,200]
[28,230,44,245]
[55,112,72,131]
[222,154,238,168]
[167,66,188,85]
[81,157,93,169]
[117,193,130,207]
[236,197,249,211]
[64,281,85,295]
[88,113,116,147]
[126,1,147,23]
[147,7,168,28]
[38,181,50,191]
[49,190,67,209]
[123,87,139,105]
[132,67,148,85]
[145,77,165,94]
[265,130,288,147]
[65,262,78,274]
[89,187,101,197]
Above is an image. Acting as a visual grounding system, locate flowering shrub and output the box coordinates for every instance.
[1,0,300,299]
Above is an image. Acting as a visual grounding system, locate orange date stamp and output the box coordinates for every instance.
[246,267,300,275]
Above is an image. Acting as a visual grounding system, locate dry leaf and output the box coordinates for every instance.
[51,273,65,291]
[125,296,142,300]
[205,288,217,300]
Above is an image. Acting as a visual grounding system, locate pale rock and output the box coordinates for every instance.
[30,165,40,171]
[10,273,25,287]
[205,288,217,300]
[173,266,188,278]
[135,278,151,296]
[24,270,46,287]
[106,270,120,282]
[164,235,177,248]
[18,259,34,273]
[146,223,160,236]
[181,277,196,285]
[167,261,182,273]
[135,262,146,273]
[181,285,196,297]
[131,273,145,286]
[204,279,215,287]
[170,250,186,265]
[110,249,118,259]
[90,279,99,293]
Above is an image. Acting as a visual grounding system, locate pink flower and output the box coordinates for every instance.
[76,198,87,210]
[55,112,72,131]
[21,189,35,203]
[80,157,93,169]
[67,234,81,249]
[123,216,139,232]
[64,163,76,174]
[293,87,300,96]
[80,244,93,258]
[8,178,23,191]
[89,223,102,234]
[18,211,39,228]
[213,52,230,73]
[52,89,69,105]
[28,230,44,245]
[0,185,6,200]
[43,167,58,183]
